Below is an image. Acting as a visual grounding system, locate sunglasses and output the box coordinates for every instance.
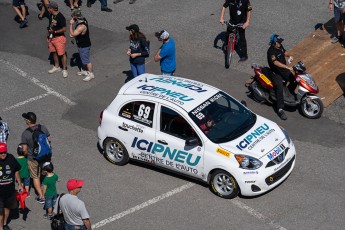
[0,152,7,155]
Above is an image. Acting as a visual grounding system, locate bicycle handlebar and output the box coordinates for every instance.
[224,21,243,27]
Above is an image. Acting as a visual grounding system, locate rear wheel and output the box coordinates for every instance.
[103,138,129,166]
[300,97,323,119]
[209,170,239,199]
[225,36,234,68]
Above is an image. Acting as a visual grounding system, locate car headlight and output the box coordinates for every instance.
[235,155,262,170]
[280,127,291,144]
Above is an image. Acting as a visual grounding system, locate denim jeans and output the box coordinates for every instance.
[99,0,107,8]
[130,63,145,78]
[65,223,87,230]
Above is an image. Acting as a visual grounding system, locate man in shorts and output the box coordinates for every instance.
[21,112,51,204]
[329,0,345,45]
[69,9,95,82]
[12,0,28,28]
[0,143,23,230]
[47,1,68,78]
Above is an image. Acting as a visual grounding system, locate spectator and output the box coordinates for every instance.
[113,0,136,4]
[69,9,95,82]
[329,0,345,45]
[16,144,30,196]
[47,1,68,78]
[154,30,176,76]
[0,143,23,230]
[0,117,10,144]
[100,0,112,12]
[21,112,51,204]
[125,24,149,78]
[42,162,59,220]
[219,0,252,62]
[38,0,49,20]
[54,179,92,230]
[12,0,28,28]
[69,0,80,11]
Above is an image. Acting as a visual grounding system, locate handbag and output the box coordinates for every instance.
[51,193,65,230]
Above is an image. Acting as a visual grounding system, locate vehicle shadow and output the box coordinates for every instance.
[336,73,345,95]
[122,70,133,83]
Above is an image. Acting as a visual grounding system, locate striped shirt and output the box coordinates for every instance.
[334,0,345,8]
[0,121,9,143]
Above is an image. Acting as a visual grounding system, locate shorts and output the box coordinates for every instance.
[0,193,18,213]
[21,176,30,187]
[48,36,67,56]
[44,194,57,209]
[334,6,345,23]
[78,46,91,65]
[28,160,40,179]
[12,0,25,7]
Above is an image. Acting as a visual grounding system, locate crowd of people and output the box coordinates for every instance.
[0,113,91,230]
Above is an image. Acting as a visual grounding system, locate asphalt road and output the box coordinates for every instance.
[0,0,345,229]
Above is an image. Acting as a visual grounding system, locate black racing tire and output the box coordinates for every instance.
[209,169,239,199]
[300,97,323,119]
[103,138,129,166]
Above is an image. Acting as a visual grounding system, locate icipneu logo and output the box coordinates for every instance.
[122,122,143,133]
[236,123,270,151]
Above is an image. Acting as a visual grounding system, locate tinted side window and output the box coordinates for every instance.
[119,101,155,127]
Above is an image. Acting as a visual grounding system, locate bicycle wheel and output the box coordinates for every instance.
[225,36,234,68]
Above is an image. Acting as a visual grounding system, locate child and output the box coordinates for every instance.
[42,162,59,219]
[16,143,30,195]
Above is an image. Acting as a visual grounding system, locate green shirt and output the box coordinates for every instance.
[42,173,59,197]
[16,157,30,179]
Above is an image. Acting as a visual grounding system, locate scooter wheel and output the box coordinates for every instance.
[300,98,323,119]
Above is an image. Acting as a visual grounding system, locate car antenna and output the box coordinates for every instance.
[145,77,147,82]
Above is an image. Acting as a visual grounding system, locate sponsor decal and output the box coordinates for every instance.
[236,123,275,151]
[121,111,131,119]
[191,93,223,120]
[122,122,143,133]
[137,85,194,104]
[131,137,201,167]
[266,144,286,161]
[245,181,256,183]
[0,171,2,176]
[243,171,258,175]
[216,148,231,158]
[5,170,11,175]
[6,165,10,170]
[149,77,207,93]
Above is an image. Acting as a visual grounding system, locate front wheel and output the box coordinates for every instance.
[103,138,129,166]
[225,37,234,68]
[209,170,239,199]
[300,97,323,119]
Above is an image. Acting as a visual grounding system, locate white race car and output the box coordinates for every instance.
[98,74,296,199]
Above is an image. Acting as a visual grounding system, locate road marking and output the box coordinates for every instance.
[92,182,195,229]
[0,59,76,106]
[231,199,287,230]
[2,93,51,112]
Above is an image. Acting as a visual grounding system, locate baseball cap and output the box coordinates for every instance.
[0,143,7,153]
[71,9,83,18]
[155,30,169,40]
[67,179,84,191]
[42,162,54,172]
[22,112,37,123]
[126,24,139,32]
[47,1,58,10]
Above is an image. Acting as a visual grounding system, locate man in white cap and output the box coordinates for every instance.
[154,30,176,76]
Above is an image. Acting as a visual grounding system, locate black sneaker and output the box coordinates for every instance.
[19,18,28,28]
[238,56,248,62]
[113,0,124,3]
[3,225,12,230]
[101,7,112,12]
[278,109,287,120]
[87,0,91,7]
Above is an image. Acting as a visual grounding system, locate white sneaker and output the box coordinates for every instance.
[83,72,94,82]
[48,66,62,74]
[77,70,88,76]
[62,70,68,78]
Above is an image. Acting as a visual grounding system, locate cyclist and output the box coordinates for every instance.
[219,0,252,62]
[267,34,297,120]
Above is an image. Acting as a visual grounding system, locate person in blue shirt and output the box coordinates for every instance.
[154,30,176,76]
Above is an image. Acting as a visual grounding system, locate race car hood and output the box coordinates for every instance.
[218,115,286,159]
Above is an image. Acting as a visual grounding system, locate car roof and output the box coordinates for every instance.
[119,74,220,112]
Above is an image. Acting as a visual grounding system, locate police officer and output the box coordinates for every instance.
[219,0,252,62]
[267,34,297,120]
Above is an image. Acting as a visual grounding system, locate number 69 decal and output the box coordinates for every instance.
[138,104,151,119]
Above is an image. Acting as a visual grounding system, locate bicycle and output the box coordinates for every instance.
[224,21,243,68]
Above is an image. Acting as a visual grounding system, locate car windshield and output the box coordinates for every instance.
[188,92,256,143]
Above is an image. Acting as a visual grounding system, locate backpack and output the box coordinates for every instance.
[27,125,52,163]
[51,193,65,230]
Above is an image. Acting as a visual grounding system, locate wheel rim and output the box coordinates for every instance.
[303,99,321,117]
[105,140,124,162]
[213,173,234,196]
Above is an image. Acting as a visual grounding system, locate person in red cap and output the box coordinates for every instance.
[0,143,23,230]
[53,179,91,230]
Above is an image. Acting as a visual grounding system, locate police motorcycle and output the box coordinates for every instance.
[246,61,324,119]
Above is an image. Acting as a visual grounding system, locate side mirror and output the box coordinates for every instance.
[185,137,199,146]
[241,100,247,107]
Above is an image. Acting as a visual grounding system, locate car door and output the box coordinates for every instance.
[154,104,205,179]
[117,100,156,159]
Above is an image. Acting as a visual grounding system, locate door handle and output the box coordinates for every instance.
[119,126,128,131]
[158,140,168,145]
